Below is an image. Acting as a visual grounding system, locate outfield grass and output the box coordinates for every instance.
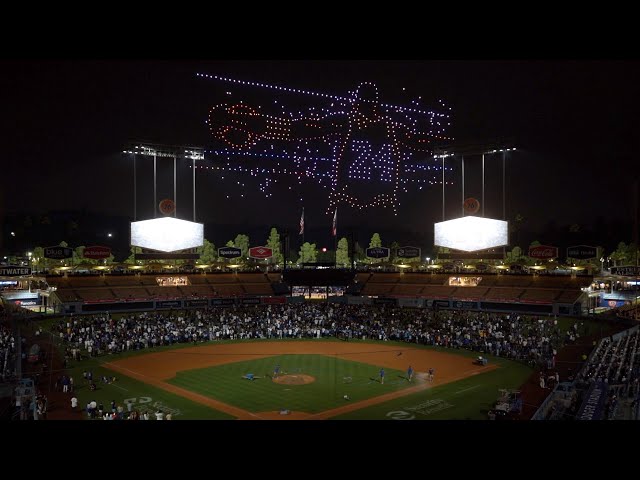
[332,358,532,420]
[67,363,235,420]
[168,354,409,413]
[41,312,616,420]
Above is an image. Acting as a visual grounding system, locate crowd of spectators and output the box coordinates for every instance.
[575,329,640,419]
[51,304,584,370]
[0,305,17,382]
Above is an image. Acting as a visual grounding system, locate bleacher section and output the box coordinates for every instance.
[554,290,582,304]
[74,288,116,302]
[48,271,588,316]
[391,284,424,296]
[484,288,524,301]
[576,327,640,420]
[451,287,490,299]
[354,272,588,314]
[519,289,560,303]
[421,286,458,298]
[50,272,278,306]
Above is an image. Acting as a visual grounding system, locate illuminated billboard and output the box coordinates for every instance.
[434,216,508,252]
[130,217,204,252]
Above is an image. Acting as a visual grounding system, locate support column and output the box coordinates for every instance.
[193,158,196,221]
[133,153,137,221]
[461,155,465,216]
[482,153,485,217]
[153,154,157,218]
[442,157,445,221]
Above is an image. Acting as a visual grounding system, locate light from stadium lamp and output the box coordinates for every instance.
[130,217,204,252]
[434,216,508,252]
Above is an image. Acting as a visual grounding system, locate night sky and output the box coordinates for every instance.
[2,60,639,250]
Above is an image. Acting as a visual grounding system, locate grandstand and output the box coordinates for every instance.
[45,270,591,316]
[535,325,640,420]
[357,272,590,316]
[47,272,277,314]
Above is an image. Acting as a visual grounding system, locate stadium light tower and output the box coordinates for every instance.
[433,139,516,254]
[122,143,204,222]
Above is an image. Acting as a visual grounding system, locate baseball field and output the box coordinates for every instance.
[59,338,533,420]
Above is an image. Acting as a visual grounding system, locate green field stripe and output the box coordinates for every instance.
[68,365,235,420]
[331,361,532,420]
[168,354,411,413]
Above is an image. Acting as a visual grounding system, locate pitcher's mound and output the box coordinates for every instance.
[273,374,315,385]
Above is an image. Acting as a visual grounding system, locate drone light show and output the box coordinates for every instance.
[196,73,455,217]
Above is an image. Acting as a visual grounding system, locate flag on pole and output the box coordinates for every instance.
[332,208,337,237]
[299,208,305,235]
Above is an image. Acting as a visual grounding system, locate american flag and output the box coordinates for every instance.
[332,208,337,236]
[299,208,304,235]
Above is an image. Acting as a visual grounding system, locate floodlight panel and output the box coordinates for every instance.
[434,216,508,252]
[131,217,204,252]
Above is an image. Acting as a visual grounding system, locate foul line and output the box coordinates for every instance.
[103,362,262,420]
[454,385,480,395]
[308,365,498,420]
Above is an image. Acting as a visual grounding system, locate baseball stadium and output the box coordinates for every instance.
[2,62,640,422]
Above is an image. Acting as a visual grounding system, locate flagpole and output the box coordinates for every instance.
[333,207,338,258]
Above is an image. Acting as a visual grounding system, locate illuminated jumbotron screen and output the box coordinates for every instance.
[130,217,204,252]
[434,216,508,252]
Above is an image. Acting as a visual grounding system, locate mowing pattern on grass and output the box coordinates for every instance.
[168,354,409,414]
[108,341,505,419]
[68,364,235,420]
[332,359,532,420]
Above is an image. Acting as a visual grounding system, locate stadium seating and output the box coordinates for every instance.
[178,286,216,297]
[554,290,582,304]
[519,289,559,303]
[115,287,154,300]
[420,286,457,298]
[74,288,116,302]
[206,274,239,284]
[451,287,490,299]
[391,284,424,296]
[242,284,274,295]
[484,288,524,301]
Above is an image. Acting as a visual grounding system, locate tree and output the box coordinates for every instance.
[73,246,97,266]
[32,246,45,272]
[369,233,382,248]
[610,242,630,266]
[225,240,235,247]
[505,246,524,263]
[124,246,143,265]
[365,233,383,264]
[336,237,350,267]
[234,234,250,258]
[390,241,400,262]
[198,239,217,264]
[298,242,318,263]
[266,228,284,265]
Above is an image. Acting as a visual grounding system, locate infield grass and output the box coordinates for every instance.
[168,354,409,413]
